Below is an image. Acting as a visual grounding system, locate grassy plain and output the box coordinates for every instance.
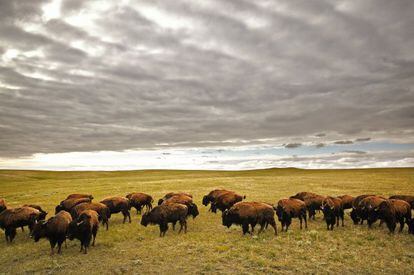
[0,168,413,274]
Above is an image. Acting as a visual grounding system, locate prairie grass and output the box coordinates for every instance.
[0,168,413,274]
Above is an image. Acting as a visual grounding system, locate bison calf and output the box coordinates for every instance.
[141,203,188,237]
[31,210,72,255]
[67,210,99,254]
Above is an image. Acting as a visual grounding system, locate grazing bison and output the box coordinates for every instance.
[157,192,193,205]
[304,195,325,220]
[141,203,188,237]
[71,202,111,230]
[55,197,92,214]
[202,189,231,210]
[360,196,387,228]
[67,210,99,254]
[31,210,72,255]
[275,199,307,232]
[321,197,344,230]
[337,195,354,210]
[126,192,153,214]
[350,194,376,225]
[290,192,319,201]
[100,197,131,223]
[211,192,245,213]
[0,198,7,213]
[222,202,277,235]
[0,206,44,243]
[374,199,411,233]
[389,195,414,209]
[66,194,94,200]
[23,205,47,220]
[162,194,199,219]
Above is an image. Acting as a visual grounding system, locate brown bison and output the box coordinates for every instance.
[202,189,231,210]
[55,197,92,214]
[350,194,376,225]
[126,192,153,214]
[360,196,387,228]
[21,204,48,232]
[100,197,131,223]
[222,202,278,235]
[67,210,99,254]
[66,194,94,200]
[157,192,193,205]
[374,199,411,233]
[141,203,188,237]
[389,195,414,209]
[304,195,325,220]
[337,195,354,210]
[162,194,199,219]
[211,192,245,213]
[409,219,414,234]
[0,206,44,243]
[275,199,307,232]
[290,192,324,219]
[71,202,111,230]
[0,198,7,213]
[321,197,344,230]
[31,210,72,255]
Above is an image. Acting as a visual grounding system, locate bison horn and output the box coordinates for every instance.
[77,220,85,226]
[330,205,334,210]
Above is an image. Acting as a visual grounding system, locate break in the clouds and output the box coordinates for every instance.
[0,0,414,170]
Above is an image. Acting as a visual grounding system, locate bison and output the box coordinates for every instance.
[202,189,231,210]
[0,206,44,243]
[374,199,411,233]
[321,197,344,230]
[55,197,92,214]
[211,192,245,213]
[31,210,72,255]
[337,195,354,210]
[389,195,414,209]
[274,199,307,232]
[66,194,94,200]
[290,192,319,201]
[349,194,376,225]
[71,202,111,230]
[157,192,193,205]
[141,203,188,237]
[100,197,131,223]
[360,196,387,228]
[67,210,99,254]
[222,202,278,235]
[162,194,199,219]
[126,192,153,214]
[304,195,325,220]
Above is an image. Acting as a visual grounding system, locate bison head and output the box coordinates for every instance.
[202,195,210,206]
[67,220,78,240]
[55,204,64,215]
[30,220,47,242]
[350,209,360,224]
[221,210,232,228]
[188,203,199,219]
[141,212,150,226]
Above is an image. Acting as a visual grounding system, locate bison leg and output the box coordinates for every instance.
[178,218,187,234]
[57,240,63,254]
[50,240,56,255]
[299,216,303,230]
[21,226,24,232]
[172,221,177,231]
[399,218,405,232]
[303,213,308,229]
[242,222,250,235]
[92,227,97,246]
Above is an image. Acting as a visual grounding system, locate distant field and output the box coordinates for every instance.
[0,168,413,274]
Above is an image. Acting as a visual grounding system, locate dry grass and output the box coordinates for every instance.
[0,168,413,274]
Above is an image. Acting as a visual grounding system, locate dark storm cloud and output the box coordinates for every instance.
[0,0,414,158]
[334,140,354,145]
[355,138,371,142]
[284,143,302,149]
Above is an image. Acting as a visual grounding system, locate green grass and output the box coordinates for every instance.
[0,168,413,274]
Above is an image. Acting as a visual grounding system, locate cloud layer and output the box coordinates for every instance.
[0,0,413,169]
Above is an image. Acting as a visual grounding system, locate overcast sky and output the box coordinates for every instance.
[0,0,413,170]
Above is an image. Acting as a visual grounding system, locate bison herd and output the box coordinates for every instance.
[0,191,413,255]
